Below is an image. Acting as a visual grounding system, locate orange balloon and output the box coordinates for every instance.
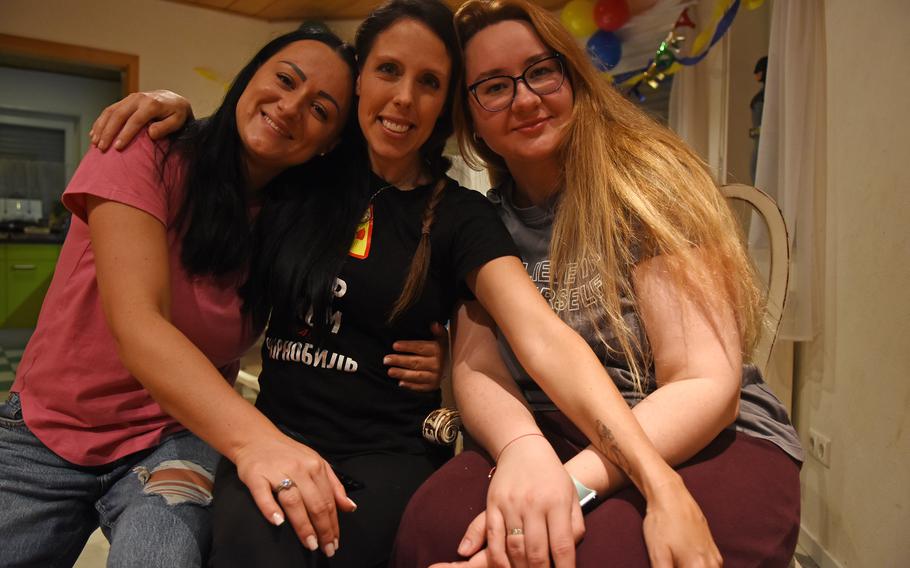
[625,0,658,16]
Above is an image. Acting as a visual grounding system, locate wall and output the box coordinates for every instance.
[0,66,121,159]
[0,0,296,118]
[795,1,910,566]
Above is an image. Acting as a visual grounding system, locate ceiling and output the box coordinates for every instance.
[167,0,568,21]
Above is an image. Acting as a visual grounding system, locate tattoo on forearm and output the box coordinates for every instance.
[596,419,632,474]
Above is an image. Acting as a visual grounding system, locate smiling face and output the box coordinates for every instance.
[356,18,451,181]
[236,40,353,188]
[464,20,573,170]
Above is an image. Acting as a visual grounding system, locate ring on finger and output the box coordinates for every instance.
[508,527,524,536]
[274,478,296,494]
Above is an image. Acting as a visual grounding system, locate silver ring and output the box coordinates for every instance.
[274,478,296,493]
[508,528,524,536]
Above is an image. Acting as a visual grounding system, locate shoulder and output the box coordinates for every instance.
[76,128,176,182]
[62,129,180,224]
[438,177,495,211]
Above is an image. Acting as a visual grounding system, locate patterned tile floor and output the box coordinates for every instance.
[0,329,32,398]
[0,346,23,395]
[0,347,22,394]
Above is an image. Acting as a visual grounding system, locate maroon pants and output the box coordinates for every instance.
[391,416,800,567]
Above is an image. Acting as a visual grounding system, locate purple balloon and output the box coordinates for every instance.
[586,30,622,71]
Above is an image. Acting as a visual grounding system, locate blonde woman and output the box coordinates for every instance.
[392,1,802,567]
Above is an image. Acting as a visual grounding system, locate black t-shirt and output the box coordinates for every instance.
[256,174,518,458]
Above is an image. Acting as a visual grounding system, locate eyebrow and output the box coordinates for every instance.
[470,52,554,83]
[374,53,448,80]
[279,60,341,113]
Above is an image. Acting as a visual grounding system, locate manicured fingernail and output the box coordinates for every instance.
[272,512,284,526]
[383,356,391,365]
[305,535,318,551]
[347,497,358,511]
[458,537,471,554]
[324,542,335,557]
[114,139,123,150]
[98,140,107,151]
[333,538,339,551]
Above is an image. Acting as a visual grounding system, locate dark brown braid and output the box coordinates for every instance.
[388,179,447,322]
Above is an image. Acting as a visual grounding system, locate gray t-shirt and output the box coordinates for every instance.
[487,183,804,462]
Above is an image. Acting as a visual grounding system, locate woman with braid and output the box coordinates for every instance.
[93,1,723,566]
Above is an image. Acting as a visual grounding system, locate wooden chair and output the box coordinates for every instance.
[721,184,791,374]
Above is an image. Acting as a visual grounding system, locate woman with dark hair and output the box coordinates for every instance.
[393,1,802,567]
[0,29,359,568]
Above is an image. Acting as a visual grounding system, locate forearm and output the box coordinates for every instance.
[513,328,680,498]
[450,301,541,456]
[455,367,540,457]
[565,376,739,495]
[114,312,282,463]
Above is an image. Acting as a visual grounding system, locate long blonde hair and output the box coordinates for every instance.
[453,0,763,390]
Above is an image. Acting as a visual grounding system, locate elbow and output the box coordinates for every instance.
[726,396,741,426]
[721,378,741,426]
[104,309,165,366]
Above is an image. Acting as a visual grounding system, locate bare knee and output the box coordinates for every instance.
[134,459,215,506]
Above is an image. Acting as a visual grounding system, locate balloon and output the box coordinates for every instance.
[561,0,598,38]
[586,31,622,71]
[593,0,630,32]
[625,0,657,16]
[691,28,712,55]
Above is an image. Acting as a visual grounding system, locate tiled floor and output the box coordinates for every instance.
[0,346,22,394]
[0,329,31,398]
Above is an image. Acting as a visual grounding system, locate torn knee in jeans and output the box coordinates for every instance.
[133,459,215,506]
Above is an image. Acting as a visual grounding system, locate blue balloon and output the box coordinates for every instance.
[586,31,622,71]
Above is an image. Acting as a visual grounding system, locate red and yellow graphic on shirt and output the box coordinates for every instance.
[349,205,374,259]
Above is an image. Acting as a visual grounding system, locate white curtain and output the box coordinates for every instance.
[447,154,491,194]
[668,0,729,176]
[754,0,826,341]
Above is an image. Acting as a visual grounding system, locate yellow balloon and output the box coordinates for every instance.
[561,0,598,38]
[691,29,712,56]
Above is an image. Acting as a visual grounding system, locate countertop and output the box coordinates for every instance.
[0,232,65,244]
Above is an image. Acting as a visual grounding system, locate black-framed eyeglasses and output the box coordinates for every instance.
[468,54,566,113]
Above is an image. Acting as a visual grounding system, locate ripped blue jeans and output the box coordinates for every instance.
[0,392,219,568]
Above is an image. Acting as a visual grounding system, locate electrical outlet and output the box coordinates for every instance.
[808,428,831,467]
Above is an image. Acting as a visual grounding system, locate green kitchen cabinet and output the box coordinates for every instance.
[1,243,61,328]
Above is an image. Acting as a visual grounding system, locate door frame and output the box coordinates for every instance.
[0,33,138,96]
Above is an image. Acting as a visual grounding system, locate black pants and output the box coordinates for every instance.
[210,451,441,568]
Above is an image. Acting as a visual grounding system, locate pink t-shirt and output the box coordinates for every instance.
[13,132,258,466]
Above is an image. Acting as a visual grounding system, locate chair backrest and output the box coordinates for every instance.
[721,184,790,374]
